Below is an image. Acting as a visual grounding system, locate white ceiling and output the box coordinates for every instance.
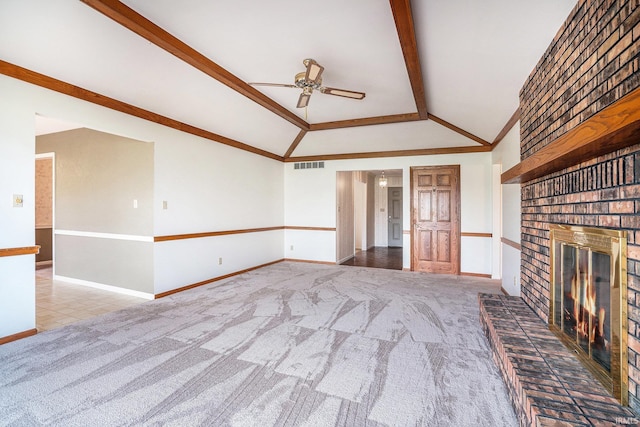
[1,0,576,159]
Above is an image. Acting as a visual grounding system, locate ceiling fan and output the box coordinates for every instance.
[249,58,366,108]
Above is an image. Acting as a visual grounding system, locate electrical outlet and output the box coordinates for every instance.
[133,199,138,209]
[290,245,294,251]
[218,257,223,265]
[513,276,517,286]
[162,201,168,210]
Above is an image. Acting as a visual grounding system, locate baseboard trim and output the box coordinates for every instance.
[460,272,492,279]
[53,275,155,300]
[155,259,285,299]
[337,255,354,264]
[0,328,37,345]
[500,286,509,295]
[284,258,335,265]
[36,260,53,269]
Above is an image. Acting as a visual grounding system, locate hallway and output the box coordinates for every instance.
[340,246,403,270]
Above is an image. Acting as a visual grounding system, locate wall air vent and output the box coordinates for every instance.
[294,161,324,170]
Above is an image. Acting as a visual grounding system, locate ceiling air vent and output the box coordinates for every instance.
[294,161,324,170]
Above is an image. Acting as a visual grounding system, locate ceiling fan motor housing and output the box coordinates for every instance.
[294,72,322,90]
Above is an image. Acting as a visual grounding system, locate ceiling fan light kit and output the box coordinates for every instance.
[250,58,366,108]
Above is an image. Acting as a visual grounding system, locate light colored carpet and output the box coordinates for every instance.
[0,262,517,426]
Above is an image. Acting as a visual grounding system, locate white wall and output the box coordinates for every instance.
[284,153,494,273]
[0,74,284,338]
[491,121,522,295]
[153,126,284,293]
[0,78,37,337]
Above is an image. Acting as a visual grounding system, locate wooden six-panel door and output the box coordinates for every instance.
[411,165,460,274]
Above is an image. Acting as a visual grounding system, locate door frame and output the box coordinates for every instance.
[409,165,461,273]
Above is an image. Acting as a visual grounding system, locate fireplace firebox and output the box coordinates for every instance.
[549,224,628,404]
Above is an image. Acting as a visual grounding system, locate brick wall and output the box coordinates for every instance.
[518,0,640,412]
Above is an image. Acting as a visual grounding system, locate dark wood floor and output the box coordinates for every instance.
[340,246,403,270]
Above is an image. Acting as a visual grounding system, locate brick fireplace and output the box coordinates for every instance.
[508,0,640,415]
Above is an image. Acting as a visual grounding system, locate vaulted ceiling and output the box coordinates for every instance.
[0,0,576,162]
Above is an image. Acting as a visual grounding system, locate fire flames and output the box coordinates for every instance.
[568,273,608,351]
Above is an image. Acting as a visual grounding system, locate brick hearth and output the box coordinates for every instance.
[479,293,637,426]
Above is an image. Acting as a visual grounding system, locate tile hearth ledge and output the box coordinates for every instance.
[479,293,638,426]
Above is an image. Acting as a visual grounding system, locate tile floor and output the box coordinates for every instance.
[36,267,148,332]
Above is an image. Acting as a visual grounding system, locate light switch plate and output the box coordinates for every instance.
[13,194,23,207]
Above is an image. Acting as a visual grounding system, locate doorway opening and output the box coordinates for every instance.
[336,169,403,270]
[34,115,149,332]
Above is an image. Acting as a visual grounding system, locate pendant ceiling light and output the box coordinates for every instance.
[379,171,388,187]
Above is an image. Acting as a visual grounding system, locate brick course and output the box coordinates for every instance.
[518,0,640,415]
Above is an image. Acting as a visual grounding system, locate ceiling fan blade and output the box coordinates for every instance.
[320,87,366,100]
[248,82,297,88]
[297,92,311,108]
[304,59,324,83]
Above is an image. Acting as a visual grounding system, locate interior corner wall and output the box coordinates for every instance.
[284,152,493,274]
[36,128,154,294]
[492,122,522,295]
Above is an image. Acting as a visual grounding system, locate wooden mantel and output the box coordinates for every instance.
[502,86,640,184]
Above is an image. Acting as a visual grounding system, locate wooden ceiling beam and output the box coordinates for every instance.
[389,0,428,119]
[491,107,520,148]
[427,113,491,146]
[0,60,284,161]
[80,0,309,131]
[286,145,491,162]
[309,113,422,131]
[284,130,307,158]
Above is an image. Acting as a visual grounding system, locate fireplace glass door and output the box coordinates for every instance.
[549,224,627,404]
[553,245,611,371]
